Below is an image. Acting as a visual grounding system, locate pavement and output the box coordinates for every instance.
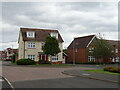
[62,69,119,83]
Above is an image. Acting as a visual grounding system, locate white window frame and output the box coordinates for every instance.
[52,55,58,62]
[50,32,58,39]
[116,57,119,62]
[116,49,118,53]
[27,31,35,38]
[89,47,94,52]
[88,56,95,62]
[28,42,35,48]
[28,55,35,60]
[111,50,114,53]
[41,42,45,49]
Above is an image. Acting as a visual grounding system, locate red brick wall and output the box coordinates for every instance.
[67,48,88,63]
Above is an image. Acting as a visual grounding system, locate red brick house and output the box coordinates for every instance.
[67,35,120,64]
[1,48,18,61]
[0,51,6,60]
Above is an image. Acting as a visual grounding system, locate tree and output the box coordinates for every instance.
[89,37,114,62]
[63,49,68,54]
[42,35,61,62]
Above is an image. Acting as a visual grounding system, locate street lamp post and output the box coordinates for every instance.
[73,37,75,65]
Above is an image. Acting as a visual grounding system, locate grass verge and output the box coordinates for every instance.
[31,64,74,67]
[11,62,74,66]
[85,69,120,75]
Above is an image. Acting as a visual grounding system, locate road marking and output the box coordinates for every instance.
[3,77,14,90]
[82,74,90,76]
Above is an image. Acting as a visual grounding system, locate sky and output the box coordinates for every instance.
[0,1,118,50]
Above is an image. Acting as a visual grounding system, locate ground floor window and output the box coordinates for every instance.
[88,56,95,62]
[28,55,35,60]
[52,55,58,62]
[115,57,119,62]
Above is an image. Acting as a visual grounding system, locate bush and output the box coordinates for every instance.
[17,58,36,65]
[39,60,51,64]
[104,66,120,73]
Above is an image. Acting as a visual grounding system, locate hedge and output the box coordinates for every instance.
[39,60,51,64]
[104,66,120,73]
[17,58,36,65]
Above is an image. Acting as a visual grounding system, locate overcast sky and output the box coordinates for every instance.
[0,2,118,50]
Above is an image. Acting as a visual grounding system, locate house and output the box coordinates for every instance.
[0,51,6,60]
[67,35,120,64]
[107,40,120,63]
[3,48,18,61]
[18,28,64,64]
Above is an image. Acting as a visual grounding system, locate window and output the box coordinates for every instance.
[28,55,35,60]
[50,32,58,39]
[116,49,118,53]
[116,57,119,62]
[28,42,35,48]
[75,49,78,52]
[111,50,114,53]
[27,31,35,38]
[41,43,45,48]
[89,47,94,52]
[52,55,58,62]
[88,56,95,62]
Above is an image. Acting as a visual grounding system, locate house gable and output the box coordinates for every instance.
[68,35,96,49]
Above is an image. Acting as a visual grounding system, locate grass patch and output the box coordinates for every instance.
[85,69,120,75]
[34,64,73,66]
[11,62,17,64]
[11,62,74,66]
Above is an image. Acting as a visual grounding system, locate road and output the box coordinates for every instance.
[2,61,119,89]
[11,77,118,88]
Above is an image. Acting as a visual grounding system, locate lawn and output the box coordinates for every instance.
[85,69,120,75]
[31,64,74,67]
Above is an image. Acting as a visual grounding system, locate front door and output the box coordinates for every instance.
[40,54,48,61]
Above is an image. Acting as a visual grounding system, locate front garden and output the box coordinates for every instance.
[11,58,73,66]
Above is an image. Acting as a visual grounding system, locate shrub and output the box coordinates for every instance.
[17,58,36,65]
[39,60,51,64]
[104,66,120,73]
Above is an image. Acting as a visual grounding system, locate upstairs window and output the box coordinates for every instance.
[116,49,118,53]
[89,47,94,52]
[50,32,58,39]
[28,42,35,48]
[41,42,45,49]
[27,31,35,38]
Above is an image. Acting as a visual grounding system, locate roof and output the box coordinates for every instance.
[13,49,18,54]
[68,35,95,49]
[20,28,64,42]
[0,51,5,53]
[106,40,120,47]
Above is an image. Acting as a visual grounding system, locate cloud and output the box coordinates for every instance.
[1,2,118,50]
